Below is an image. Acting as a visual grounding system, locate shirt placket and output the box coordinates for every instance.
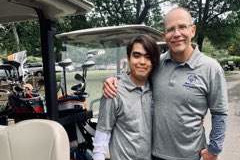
[139,89,150,158]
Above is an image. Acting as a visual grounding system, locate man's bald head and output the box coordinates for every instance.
[164,7,193,27]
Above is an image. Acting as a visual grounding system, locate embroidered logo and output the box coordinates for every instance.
[183,73,199,88]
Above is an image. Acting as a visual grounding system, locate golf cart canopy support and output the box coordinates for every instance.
[0,0,93,120]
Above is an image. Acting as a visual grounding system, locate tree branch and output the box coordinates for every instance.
[136,0,142,20]
[136,0,151,23]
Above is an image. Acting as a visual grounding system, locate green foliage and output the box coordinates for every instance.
[0,23,17,52]
[56,15,91,33]
[0,21,41,56]
[218,56,240,66]
[0,0,166,60]
[87,0,165,28]
[145,2,164,31]
[202,38,240,66]
[226,24,240,56]
[17,21,41,56]
[26,56,42,63]
[202,38,228,58]
[1,0,240,60]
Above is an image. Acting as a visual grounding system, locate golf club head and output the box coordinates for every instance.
[74,73,85,82]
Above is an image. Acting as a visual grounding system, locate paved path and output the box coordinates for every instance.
[204,71,240,160]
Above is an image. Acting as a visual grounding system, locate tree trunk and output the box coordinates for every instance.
[135,0,151,24]
[196,31,204,51]
[12,23,20,52]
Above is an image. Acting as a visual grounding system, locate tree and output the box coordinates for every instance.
[0,0,168,59]
[87,0,166,30]
[0,20,41,56]
[11,23,20,52]
[17,21,41,56]
[169,0,240,51]
[0,23,18,53]
[227,27,240,56]
[53,0,167,61]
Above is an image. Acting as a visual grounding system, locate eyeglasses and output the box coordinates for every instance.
[165,24,193,35]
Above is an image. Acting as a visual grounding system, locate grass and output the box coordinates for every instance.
[85,70,115,102]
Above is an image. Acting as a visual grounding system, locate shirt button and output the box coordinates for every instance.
[169,80,175,86]
[169,73,176,86]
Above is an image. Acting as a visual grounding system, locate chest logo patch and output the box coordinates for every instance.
[183,73,200,88]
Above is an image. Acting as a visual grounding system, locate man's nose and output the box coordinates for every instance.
[172,29,181,36]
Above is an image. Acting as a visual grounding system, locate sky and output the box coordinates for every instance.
[161,1,177,15]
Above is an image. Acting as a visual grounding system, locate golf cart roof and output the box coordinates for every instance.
[0,0,93,23]
[56,25,164,47]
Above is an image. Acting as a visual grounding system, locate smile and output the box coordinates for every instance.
[136,68,148,71]
[171,39,184,44]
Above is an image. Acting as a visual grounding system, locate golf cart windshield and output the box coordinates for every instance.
[56,25,165,114]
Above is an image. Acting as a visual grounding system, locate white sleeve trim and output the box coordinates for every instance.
[93,130,111,160]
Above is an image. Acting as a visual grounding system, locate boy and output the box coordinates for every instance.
[93,35,160,160]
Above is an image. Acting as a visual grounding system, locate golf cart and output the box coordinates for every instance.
[56,24,165,115]
[222,60,235,71]
[0,0,93,121]
[55,25,165,159]
[0,1,95,159]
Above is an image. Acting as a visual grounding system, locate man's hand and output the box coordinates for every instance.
[200,149,218,160]
[103,77,118,98]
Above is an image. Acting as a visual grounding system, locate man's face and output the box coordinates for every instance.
[128,43,152,82]
[164,9,196,55]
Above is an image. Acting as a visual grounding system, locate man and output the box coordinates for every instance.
[93,35,160,160]
[103,7,228,160]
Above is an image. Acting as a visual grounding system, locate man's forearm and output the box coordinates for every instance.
[208,114,227,155]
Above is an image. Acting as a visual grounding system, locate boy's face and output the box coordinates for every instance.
[128,43,152,82]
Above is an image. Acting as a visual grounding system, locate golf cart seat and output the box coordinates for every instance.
[0,119,70,160]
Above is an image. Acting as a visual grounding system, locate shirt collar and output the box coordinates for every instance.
[163,50,172,62]
[185,44,202,69]
[120,72,150,92]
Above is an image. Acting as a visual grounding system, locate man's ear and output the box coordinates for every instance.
[191,24,196,37]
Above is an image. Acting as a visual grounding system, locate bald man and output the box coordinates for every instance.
[151,7,228,160]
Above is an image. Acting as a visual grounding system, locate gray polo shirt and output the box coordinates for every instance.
[152,46,228,160]
[97,73,152,160]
